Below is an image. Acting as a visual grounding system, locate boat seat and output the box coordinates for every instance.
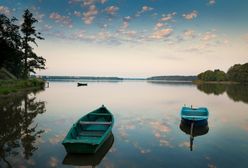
[78,131,105,137]
[79,121,112,125]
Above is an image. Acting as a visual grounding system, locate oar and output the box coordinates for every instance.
[190,122,194,151]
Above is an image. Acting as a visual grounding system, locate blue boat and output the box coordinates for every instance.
[180,106,209,126]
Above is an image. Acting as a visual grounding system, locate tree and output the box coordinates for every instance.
[214,69,227,81]
[21,9,45,79]
[227,63,248,83]
[197,69,227,81]
[0,14,23,78]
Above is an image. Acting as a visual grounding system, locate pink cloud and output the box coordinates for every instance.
[73,10,81,17]
[201,31,217,41]
[82,5,98,24]
[68,0,83,4]
[208,0,216,5]
[49,12,73,28]
[105,6,119,15]
[160,12,176,21]
[0,6,11,16]
[83,0,95,6]
[183,29,196,38]
[136,5,153,17]
[154,22,164,30]
[151,28,173,39]
[182,10,198,20]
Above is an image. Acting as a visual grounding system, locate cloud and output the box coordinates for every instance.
[142,6,153,12]
[99,0,107,3]
[30,6,45,22]
[105,6,119,15]
[136,5,153,17]
[201,31,217,41]
[208,0,216,5]
[49,12,73,28]
[73,10,81,17]
[244,33,248,42]
[182,44,212,53]
[68,0,83,4]
[82,5,98,24]
[123,16,132,21]
[0,6,11,16]
[154,22,164,30]
[182,10,198,20]
[183,29,196,38]
[69,0,106,5]
[151,28,173,39]
[83,0,95,6]
[160,12,176,22]
[42,24,53,31]
[121,21,129,29]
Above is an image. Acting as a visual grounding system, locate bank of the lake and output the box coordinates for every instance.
[193,80,239,85]
[0,79,45,95]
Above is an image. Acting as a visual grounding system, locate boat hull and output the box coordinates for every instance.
[181,118,208,126]
[63,132,111,154]
[77,83,87,86]
[63,133,114,166]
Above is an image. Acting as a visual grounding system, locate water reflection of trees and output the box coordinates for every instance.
[0,90,45,167]
[197,84,248,104]
[226,84,248,103]
[197,84,227,95]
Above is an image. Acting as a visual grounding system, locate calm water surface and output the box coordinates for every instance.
[1,81,248,168]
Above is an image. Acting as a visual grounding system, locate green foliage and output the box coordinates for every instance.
[0,14,23,78]
[197,69,227,81]
[0,9,45,79]
[227,63,248,83]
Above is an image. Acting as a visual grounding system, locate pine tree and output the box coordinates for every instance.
[21,9,45,78]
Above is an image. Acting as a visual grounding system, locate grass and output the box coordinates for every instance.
[0,78,45,95]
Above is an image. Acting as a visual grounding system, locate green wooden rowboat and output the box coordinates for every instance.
[62,105,114,154]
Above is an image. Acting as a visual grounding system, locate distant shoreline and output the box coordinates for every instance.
[37,75,197,82]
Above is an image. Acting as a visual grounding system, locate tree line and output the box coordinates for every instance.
[0,9,45,79]
[197,63,248,83]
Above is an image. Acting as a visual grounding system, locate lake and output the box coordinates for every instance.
[1,81,248,168]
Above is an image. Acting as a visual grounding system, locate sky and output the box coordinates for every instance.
[0,0,248,77]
